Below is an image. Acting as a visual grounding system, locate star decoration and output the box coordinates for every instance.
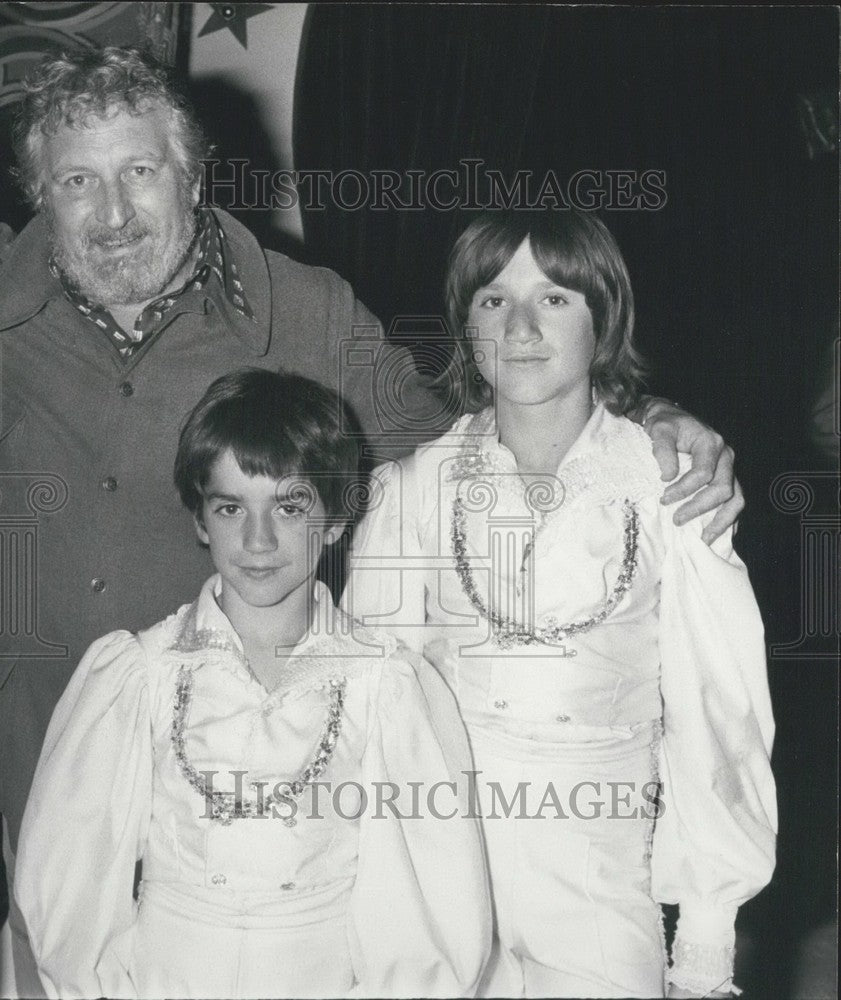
[198,3,276,49]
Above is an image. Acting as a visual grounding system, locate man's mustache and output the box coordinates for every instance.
[84,225,151,249]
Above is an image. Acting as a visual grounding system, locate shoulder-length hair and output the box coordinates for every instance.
[437,209,646,414]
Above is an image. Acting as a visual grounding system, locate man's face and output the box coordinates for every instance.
[41,102,199,307]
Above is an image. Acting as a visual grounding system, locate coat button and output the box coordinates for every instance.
[281,882,295,890]
[118,381,134,397]
[494,699,508,710]
[211,873,227,885]
[556,714,571,723]
[91,578,106,593]
[101,476,118,492]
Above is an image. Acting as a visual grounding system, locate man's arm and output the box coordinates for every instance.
[628,396,744,545]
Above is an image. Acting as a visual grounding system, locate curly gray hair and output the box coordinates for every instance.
[13,46,208,209]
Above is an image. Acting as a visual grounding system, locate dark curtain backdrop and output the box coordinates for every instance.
[296,3,553,330]
[296,7,838,998]
[295,3,837,595]
[296,5,836,397]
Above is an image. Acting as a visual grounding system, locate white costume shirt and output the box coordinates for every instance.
[16,578,491,999]
[344,403,777,994]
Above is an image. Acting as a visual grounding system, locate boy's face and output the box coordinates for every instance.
[195,450,336,616]
[467,237,595,408]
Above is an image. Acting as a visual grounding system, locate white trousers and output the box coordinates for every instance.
[470,722,666,998]
[107,878,355,1000]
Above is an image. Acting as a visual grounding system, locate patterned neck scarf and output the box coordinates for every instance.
[52,209,255,362]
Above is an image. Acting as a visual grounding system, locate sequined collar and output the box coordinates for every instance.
[167,575,395,695]
[449,403,616,475]
[169,574,246,665]
[446,403,663,510]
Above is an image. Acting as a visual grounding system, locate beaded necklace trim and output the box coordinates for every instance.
[166,594,395,697]
[171,665,346,826]
[451,495,639,648]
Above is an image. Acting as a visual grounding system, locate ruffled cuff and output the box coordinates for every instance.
[667,903,740,995]
[668,936,739,995]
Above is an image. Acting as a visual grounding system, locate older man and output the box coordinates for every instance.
[0,46,740,995]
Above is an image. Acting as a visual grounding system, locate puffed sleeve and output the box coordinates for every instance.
[651,507,777,995]
[348,649,491,997]
[14,631,153,1000]
[343,456,430,653]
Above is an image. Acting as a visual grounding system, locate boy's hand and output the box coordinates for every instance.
[632,397,744,544]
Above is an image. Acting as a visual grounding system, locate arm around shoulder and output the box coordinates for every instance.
[634,399,743,539]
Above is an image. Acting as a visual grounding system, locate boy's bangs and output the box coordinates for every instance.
[198,403,312,496]
[457,214,605,310]
[230,437,304,487]
[528,225,602,303]
[227,411,327,514]
[465,224,529,294]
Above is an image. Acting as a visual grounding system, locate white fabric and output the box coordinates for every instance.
[15,578,491,999]
[471,722,666,998]
[344,403,777,996]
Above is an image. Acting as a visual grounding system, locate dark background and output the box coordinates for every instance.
[2,5,837,997]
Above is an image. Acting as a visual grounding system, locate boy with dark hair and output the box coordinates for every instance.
[15,369,491,1000]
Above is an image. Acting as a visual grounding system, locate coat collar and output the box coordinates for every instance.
[0,209,271,355]
[0,212,58,330]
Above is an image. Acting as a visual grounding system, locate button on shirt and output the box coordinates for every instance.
[350,406,669,738]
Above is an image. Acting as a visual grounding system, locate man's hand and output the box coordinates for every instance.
[632,397,744,545]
